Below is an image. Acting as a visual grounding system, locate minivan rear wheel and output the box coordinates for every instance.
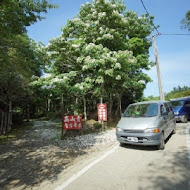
[157,133,165,150]
[181,115,188,123]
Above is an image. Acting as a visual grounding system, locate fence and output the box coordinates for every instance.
[0,111,12,135]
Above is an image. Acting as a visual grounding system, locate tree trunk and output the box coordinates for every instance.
[27,105,30,122]
[115,93,122,116]
[75,97,78,115]
[109,94,113,118]
[83,96,87,121]
[61,93,65,116]
[0,112,4,135]
[9,100,12,112]
[9,100,12,125]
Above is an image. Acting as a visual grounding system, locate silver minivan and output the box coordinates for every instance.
[116,101,176,150]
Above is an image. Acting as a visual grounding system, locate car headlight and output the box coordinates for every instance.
[144,128,160,133]
[116,127,124,132]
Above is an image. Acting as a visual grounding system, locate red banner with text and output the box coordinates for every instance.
[97,103,107,121]
[63,115,82,130]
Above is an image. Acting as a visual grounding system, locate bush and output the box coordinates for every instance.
[93,122,102,130]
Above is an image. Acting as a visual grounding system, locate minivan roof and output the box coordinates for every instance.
[130,100,169,106]
[170,97,190,101]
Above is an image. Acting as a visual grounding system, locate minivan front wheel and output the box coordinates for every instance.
[181,115,188,123]
[157,133,165,150]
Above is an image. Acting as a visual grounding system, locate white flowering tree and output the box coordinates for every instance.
[46,0,155,118]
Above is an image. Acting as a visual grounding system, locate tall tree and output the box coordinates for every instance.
[45,0,155,117]
[0,0,56,113]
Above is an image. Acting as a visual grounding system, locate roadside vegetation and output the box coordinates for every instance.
[0,0,156,130]
[0,0,189,133]
[146,85,190,101]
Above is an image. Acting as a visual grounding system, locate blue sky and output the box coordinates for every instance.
[27,0,190,97]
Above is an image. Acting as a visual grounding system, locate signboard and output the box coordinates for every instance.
[97,103,107,121]
[63,115,82,130]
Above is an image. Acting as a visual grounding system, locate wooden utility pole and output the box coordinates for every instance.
[152,35,165,101]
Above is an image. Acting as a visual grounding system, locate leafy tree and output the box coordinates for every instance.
[165,85,190,100]
[0,0,56,118]
[0,35,48,112]
[181,10,190,31]
[44,0,155,118]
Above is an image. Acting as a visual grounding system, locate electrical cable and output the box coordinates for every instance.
[161,33,190,36]
[140,0,160,35]
[140,0,190,38]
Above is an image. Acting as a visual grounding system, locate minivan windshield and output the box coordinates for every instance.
[124,103,158,117]
[171,100,185,107]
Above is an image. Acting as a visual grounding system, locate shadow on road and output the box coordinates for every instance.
[0,121,103,190]
[138,146,190,190]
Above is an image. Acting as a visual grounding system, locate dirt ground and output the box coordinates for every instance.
[0,120,116,190]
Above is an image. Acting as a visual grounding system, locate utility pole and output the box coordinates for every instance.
[152,35,165,101]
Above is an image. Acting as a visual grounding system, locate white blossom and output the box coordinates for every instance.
[95,20,99,25]
[85,43,95,51]
[115,62,121,69]
[50,51,59,55]
[138,80,145,84]
[42,73,51,78]
[72,44,80,48]
[111,4,116,8]
[102,33,114,40]
[73,18,80,22]
[79,85,84,90]
[116,75,121,80]
[113,10,120,16]
[51,77,60,83]
[98,12,106,17]
[85,23,90,27]
[41,85,52,90]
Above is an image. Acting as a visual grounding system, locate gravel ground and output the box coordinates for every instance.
[0,120,117,190]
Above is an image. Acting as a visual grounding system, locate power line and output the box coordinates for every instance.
[140,0,190,37]
[161,33,190,36]
[140,0,160,34]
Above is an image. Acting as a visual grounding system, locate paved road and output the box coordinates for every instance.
[52,123,190,190]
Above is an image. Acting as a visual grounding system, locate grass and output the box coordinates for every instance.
[0,121,33,144]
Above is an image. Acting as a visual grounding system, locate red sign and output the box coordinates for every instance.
[63,115,82,130]
[97,103,107,121]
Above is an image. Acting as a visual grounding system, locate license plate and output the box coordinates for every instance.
[127,137,138,142]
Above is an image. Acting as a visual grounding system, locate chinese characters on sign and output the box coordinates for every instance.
[63,115,82,130]
[97,103,107,121]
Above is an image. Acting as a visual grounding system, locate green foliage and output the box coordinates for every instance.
[42,0,155,116]
[93,122,102,130]
[181,10,190,31]
[165,86,190,100]
[144,96,159,101]
[0,0,56,114]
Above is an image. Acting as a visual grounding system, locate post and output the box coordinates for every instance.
[153,35,165,101]
[100,97,104,130]
[61,93,66,139]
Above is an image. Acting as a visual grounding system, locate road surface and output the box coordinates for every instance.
[41,123,190,190]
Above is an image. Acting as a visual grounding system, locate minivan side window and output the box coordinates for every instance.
[161,104,166,114]
[164,103,170,113]
[185,101,190,107]
[167,102,173,112]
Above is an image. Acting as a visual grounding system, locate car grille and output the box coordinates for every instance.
[123,129,144,133]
